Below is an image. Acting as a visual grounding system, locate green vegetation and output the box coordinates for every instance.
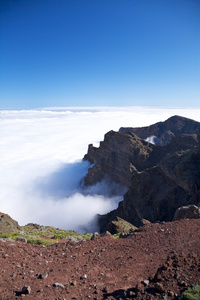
[0,232,22,240]
[0,224,93,245]
[26,237,55,246]
[179,285,200,300]
[113,233,121,239]
[22,224,92,240]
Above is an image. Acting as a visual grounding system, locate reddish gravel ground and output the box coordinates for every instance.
[0,219,199,300]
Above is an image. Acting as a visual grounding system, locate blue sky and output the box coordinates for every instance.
[0,0,200,109]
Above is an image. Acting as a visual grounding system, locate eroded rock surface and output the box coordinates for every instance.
[84,130,155,186]
[83,116,200,232]
[98,145,200,232]
[119,114,200,145]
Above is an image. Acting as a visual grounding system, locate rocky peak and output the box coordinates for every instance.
[83,117,200,189]
[119,115,200,146]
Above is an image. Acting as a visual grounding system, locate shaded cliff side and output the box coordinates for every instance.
[98,146,200,231]
[83,115,200,232]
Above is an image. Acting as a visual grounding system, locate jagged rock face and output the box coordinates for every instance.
[98,147,200,232]
[159,145,200,197]
[82,115,200,233]
[84,130,155,186]
[119,115,200,146]
[84,130,200,189]
[0,212,21,233]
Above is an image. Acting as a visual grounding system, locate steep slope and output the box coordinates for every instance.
[99,146,200,231]
[84,131,155,186]
[84,121,200,188]
[83,115,200,232]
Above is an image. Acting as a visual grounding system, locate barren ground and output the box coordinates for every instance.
[0,219,199,300]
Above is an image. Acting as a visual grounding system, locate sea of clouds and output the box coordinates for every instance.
[0,106,200,233]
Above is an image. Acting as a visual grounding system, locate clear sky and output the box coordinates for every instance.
[0,0,200,109]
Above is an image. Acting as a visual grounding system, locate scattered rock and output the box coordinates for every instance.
[101,231,112,237]
[168,291,175,297]
[142,280,149,286]
[38,271,48,279]
[16,237,27,243]
[53,282,65,288]
[91,232,100,240]
[0,211,200,300]
[21,285,31,294]
[154,282,165,293]
[128,290,136,297]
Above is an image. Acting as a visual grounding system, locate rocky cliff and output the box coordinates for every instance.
[98,146,200,231]
[83,131,155,186]
[120,114,200,145]
[83,115,200,232]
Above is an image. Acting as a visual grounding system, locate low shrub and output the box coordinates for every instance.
[0,232,22,240]
[179,285,200,300]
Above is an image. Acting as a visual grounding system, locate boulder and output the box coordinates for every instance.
[21,286,31,295]
[16,237,27,243]
[173,205,200,221]
[106,217,137,234]
[0,212,21,234]
[91,232,100,240]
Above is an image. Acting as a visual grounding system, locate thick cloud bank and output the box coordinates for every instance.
[0,107,200,232]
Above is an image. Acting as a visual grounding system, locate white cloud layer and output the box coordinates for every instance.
[0,106,200,232]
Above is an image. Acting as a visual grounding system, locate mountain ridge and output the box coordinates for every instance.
[83,115,200,232]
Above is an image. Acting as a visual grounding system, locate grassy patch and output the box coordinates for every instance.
[0,232,22,240]
[179,285,200,300]
[22,225,93,240]
[0,232,55,246]
[113,233,121,239]
[0,225,93,245]
[26,237,55,246]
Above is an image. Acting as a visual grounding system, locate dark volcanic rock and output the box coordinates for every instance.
[173,204,200,221]
[84,116,200,188]
[84,130,155,186]
[119,115,200,145]
[82,115,200,232]
[99,147,200,232]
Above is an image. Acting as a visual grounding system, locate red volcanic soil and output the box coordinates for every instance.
[0,219,199,300]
